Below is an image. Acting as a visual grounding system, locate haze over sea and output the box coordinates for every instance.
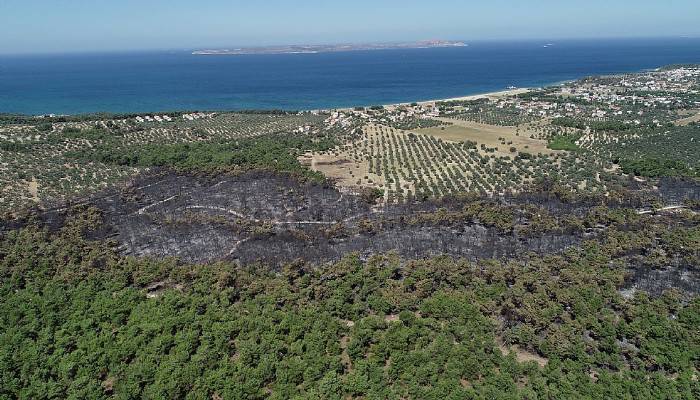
[1,38,699,115]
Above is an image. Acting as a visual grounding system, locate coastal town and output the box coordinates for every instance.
[325,65,700,128]
[308,65,698,202]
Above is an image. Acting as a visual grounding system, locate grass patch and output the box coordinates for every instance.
[547,134,581,151]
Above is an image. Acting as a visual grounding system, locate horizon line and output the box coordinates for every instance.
[1,34,699,57]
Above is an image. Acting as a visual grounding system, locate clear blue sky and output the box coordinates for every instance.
[1,0,699,54]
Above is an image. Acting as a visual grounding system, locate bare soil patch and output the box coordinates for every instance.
[299,151,379,192]
[674,110,700,126]
[27,178,39,202]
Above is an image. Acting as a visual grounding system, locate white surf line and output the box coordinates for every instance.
[137,195,179,215]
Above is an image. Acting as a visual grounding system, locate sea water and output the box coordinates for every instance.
[1,38,699,115]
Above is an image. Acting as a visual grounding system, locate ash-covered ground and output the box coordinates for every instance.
[4,170,699,295]
[108,172,595,264]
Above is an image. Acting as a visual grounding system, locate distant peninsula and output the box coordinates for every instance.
[192,40,467,55]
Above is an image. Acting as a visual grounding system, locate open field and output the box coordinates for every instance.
[26,177,39,202]
[415,117,558,156]
[674,110,700,126]
[497,337,549,368]
[299,152,371,190]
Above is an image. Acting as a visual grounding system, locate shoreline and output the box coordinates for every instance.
[399,88,530,107]
[335,88,531,112]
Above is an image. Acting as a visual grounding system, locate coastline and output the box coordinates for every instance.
[5,51,699,116]
[335,88,531,112]
[413,88,530,105]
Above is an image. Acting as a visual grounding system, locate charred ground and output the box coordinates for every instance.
[1,169,699,399]
[6,169,699,298]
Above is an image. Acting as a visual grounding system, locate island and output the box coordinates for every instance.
[192,40,467,55]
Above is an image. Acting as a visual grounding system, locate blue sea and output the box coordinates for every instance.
[1,38,699,115]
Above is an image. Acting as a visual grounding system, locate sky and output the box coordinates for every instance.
[1,0,699,54]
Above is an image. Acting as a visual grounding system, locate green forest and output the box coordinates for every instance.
[1,206,698,399]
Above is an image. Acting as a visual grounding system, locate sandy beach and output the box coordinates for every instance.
[404,88,530,108]
[335,88,530,112]
[374,88,531,110]
[427,88,530,103]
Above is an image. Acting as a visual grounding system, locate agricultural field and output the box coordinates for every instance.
[304,66,699,202]
[0,112,327,214]
[415,117,555,156]
[306,122,617,203]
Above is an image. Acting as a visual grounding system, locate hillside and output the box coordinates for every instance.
[0,67,699,399]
